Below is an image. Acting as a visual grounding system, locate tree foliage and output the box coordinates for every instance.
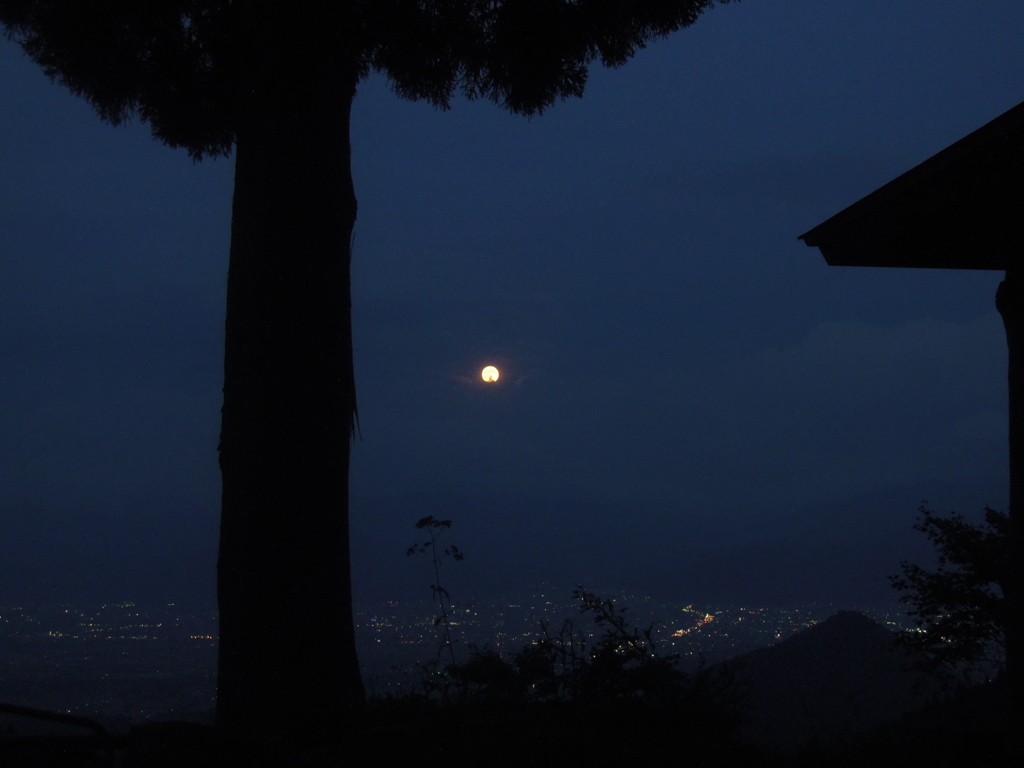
[890,504,1007,672]
[1,0,732,159]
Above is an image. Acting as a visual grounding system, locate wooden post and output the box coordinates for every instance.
[997,270,1024,705]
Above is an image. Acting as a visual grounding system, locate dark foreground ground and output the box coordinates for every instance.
[0,677,1018,768]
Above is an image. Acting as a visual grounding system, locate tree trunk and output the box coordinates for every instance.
[216,66,364,747]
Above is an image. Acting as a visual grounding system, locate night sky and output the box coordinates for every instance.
[2,1,1022,612]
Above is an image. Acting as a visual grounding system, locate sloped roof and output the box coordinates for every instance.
[799,100,1024,270]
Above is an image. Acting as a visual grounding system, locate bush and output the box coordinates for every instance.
[437,588,687,707]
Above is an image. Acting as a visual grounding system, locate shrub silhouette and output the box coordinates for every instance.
[407,515,464,673]
[440,588,686,707]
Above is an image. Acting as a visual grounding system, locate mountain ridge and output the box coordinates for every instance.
[702,610,955,751]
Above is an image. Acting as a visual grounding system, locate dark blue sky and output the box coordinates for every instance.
[2,1,1022,610]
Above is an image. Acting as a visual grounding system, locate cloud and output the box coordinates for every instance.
[676,313,1007,509]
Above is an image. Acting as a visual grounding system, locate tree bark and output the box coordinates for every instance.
[216,67,364,747]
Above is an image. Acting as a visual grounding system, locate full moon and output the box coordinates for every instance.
[481,365,500,383]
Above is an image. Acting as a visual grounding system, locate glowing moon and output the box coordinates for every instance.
[481,365,500,383]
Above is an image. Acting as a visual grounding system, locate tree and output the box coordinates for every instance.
[890,503,1008,674]
[0,0,732,750]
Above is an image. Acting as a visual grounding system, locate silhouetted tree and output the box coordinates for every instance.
[0,0,732,750]
[891,504,1007,673]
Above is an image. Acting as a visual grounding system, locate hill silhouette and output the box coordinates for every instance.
[704,610,954,752]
